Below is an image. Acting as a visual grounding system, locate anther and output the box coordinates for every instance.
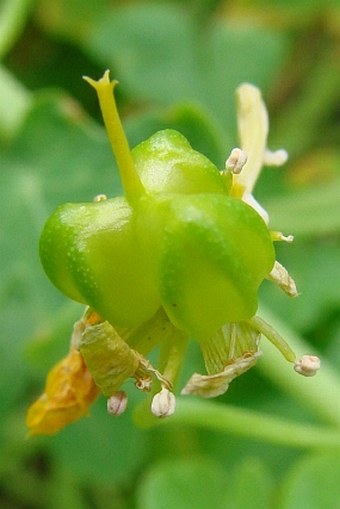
[151,388,176,418]
[94,194,107,202]
[107,391,128,415]
[271,231,294,243]
[294,355,320,377]
[225,148,248,174]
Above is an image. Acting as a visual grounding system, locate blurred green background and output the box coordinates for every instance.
[1,0,340,508]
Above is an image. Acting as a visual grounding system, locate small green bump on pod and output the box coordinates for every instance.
[132,129,230,195]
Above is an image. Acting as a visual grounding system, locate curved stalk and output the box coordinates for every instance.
[137,398,340,450]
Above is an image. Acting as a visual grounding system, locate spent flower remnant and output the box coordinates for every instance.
[26,71,320,435]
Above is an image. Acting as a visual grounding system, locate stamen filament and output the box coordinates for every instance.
[158,331,189,386]
[248,315,296,363]
[84,70,145,204]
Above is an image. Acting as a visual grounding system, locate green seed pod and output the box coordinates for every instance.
[39,127,233,330]
[40,197,161,327]
[156,193,275,339]
[39,71,275,341]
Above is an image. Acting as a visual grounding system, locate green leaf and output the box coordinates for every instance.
[224,457,273,509]
[47,467,89,509]
[86,4,199,105]
[271,57,340,158]
[279,452,340,509]
[85,3,288,128]
[265,179,340,238]
[48,393,148,483]
[125,101,227,168]
[35,0,109,41]
[137,457,229,509]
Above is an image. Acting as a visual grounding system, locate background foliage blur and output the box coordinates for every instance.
[1,0,340,508]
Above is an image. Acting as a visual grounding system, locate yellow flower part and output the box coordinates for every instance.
[26,347,99,436]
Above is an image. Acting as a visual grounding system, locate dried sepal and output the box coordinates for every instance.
[181,352,260,398]
[26,347,99,436]
[79,320,140,395]
[79,319,172,396]
[268,260,298,298]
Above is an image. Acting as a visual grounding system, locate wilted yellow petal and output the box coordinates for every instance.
[26,348,99,436]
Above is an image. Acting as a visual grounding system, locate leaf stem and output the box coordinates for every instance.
[139,398,340,449]
[84,71,145,204]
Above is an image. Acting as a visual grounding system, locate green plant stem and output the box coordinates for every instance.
[146,398,340,449]
[257,305,340,427]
